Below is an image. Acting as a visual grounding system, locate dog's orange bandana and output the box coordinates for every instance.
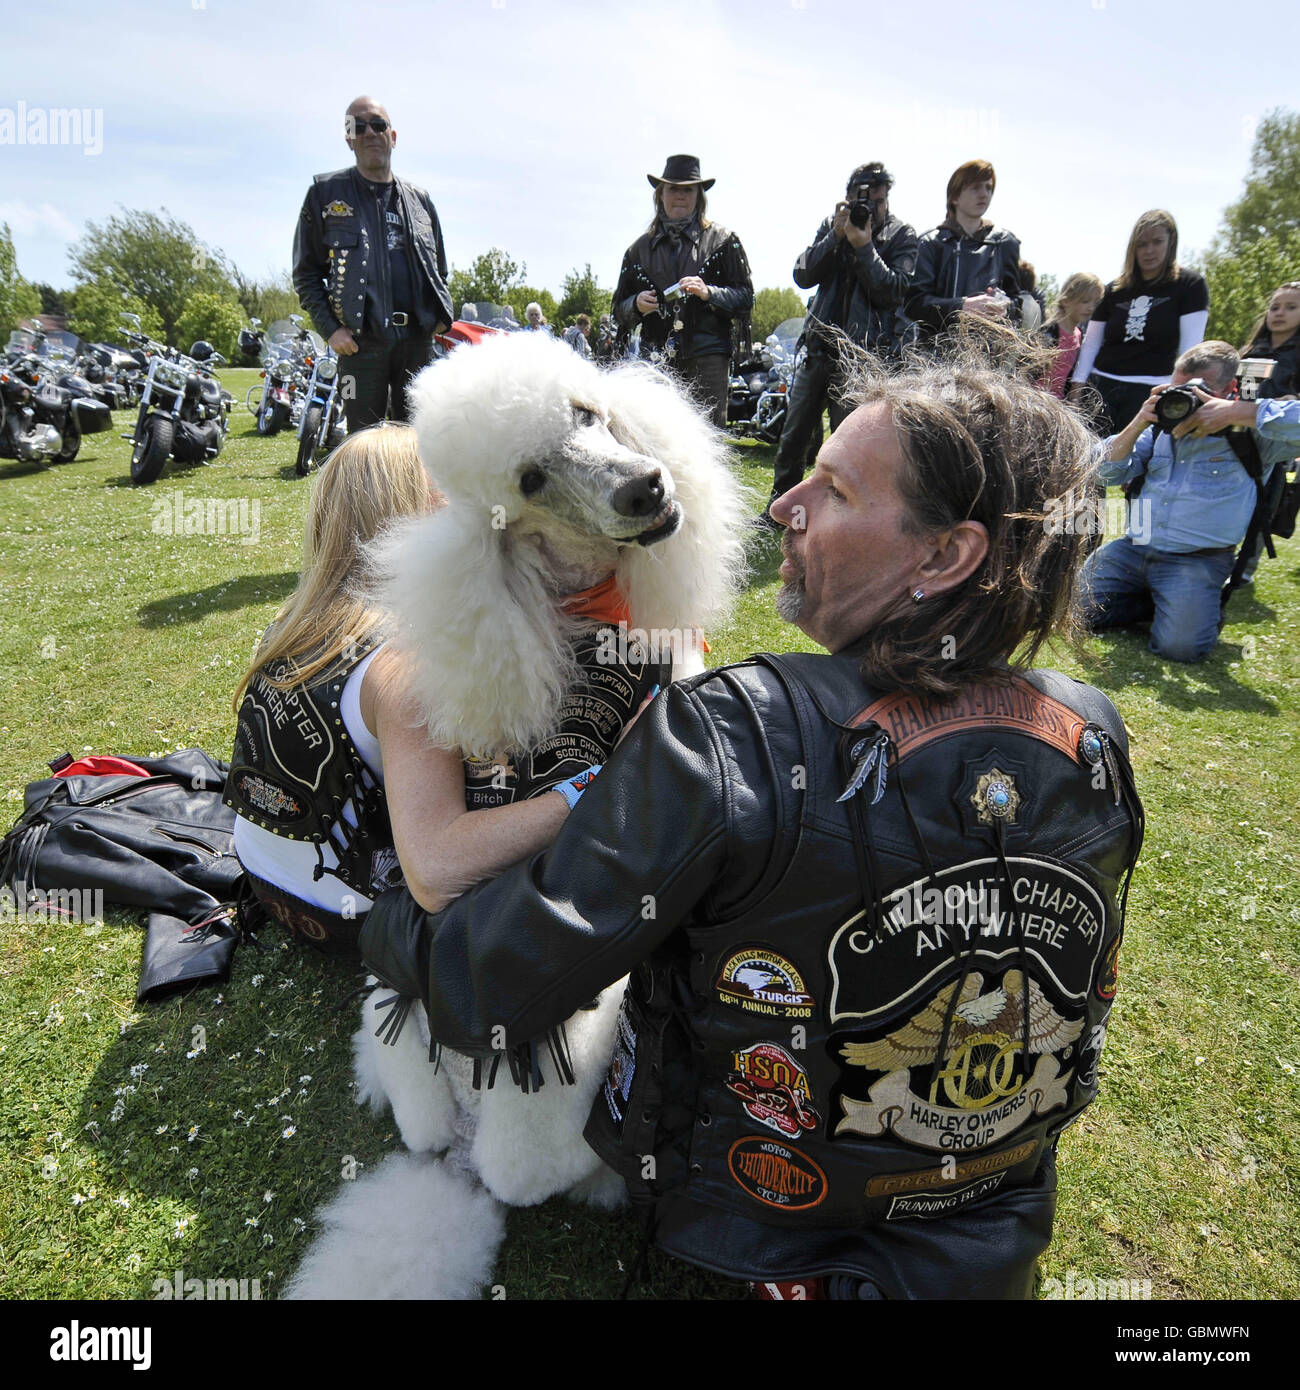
[561,574,631,625]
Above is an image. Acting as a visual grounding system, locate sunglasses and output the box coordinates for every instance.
[348,117,390,135]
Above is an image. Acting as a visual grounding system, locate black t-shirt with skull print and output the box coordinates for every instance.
[1090,270,1209,378]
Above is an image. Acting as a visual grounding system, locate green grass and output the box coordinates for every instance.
[0,385,1296,1299]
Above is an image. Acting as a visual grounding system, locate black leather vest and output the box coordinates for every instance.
[224,639,399,899]
[462,625,669,809]
[586,654,1142,1283]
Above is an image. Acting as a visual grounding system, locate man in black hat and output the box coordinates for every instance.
[292,95,453,430]
[612,155,753,427]
[761,162,918,522]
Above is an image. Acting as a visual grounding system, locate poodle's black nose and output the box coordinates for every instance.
[612,470,665,518]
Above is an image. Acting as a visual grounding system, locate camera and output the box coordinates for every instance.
[849,199,874,230]
[1153,378,1209,430]
[658,281,686,320]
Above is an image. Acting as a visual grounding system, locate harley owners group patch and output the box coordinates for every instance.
[324,200,355,218]
[825,856,1108,1154]
[728,1136,826,1211]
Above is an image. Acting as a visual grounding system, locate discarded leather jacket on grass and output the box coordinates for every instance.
[0,749,246,1002]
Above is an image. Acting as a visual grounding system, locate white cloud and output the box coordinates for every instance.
[0,200,79,242]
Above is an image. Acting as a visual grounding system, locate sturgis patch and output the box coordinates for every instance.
[832,968,1083,1153]
[714,947,815,1018]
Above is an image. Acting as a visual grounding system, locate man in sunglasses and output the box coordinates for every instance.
[293,95,453,430]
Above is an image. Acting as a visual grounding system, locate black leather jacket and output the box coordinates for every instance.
[292,166,452,339]
[795,212,919,357]
[613,220,753,362]
[361,652,1143,1296]
[905,220,1023,340]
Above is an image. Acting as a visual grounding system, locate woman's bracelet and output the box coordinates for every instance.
[552,765,602,809]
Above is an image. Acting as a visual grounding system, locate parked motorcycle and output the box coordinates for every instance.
[238,316,266,366]
[119,316,232,485]
[1,326,112,464]
[751,317,805,445]
[251,317,318,435]
[294,345,347,476]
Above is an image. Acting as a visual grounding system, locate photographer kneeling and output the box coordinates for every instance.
[1080,340,1300,663]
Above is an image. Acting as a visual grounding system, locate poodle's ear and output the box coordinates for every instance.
[604,365,752,639]
[371,510,578,758]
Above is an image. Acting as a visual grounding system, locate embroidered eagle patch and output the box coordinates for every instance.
[324,201,354,218]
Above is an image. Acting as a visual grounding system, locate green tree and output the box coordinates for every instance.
[1218,108,1300,255]
[0,223,42,336]
[67,208,237,343]
[1199,107,1300,349]
[448,247,525,310]
[176,292,247,360]
[33,283,70,317]
[1203,234,1297,349]
[66,280,162,344]
[556,263,612,327]
[230,267,304,325]
[751,286,806,341]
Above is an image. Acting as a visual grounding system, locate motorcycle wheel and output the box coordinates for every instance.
[130,414,173,486]
[255,400,280,436]
[54,419,82,463]
[296,405,324,476]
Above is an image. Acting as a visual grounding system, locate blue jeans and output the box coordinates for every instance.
[1079,536,1236,663]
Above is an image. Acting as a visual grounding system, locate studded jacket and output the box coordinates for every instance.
[613,220,753,362]
[795,212,919,358]
[292,166,452,339]
[360,652,1143,1296]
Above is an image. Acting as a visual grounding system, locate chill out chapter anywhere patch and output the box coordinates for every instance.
[714,947,816,1018]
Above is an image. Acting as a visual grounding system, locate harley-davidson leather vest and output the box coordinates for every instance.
[585,652,1143,1289]
[224,639,397,899]
[461,625,670,809]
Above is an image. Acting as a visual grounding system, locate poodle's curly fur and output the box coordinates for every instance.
[371,331,748,756]
[288,333,747,1300]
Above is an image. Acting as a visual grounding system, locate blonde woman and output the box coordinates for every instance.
[227,426,580,953]
[1069,210,1209,433]
[1039,271,1103,398]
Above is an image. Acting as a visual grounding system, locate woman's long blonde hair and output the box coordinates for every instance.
[1114,209,1179,290]
[233,424,434,707]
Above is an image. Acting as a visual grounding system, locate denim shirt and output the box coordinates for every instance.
[1098,399,1300,552]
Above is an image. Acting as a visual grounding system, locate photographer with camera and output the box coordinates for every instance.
[760,162,918,519]
[1080,340,1300,662]
[612,155,753,427]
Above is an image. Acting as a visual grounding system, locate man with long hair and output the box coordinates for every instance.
[612,155,753,427]
[362,349,1145,1300]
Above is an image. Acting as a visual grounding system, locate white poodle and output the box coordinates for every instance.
[286,332,747,1300]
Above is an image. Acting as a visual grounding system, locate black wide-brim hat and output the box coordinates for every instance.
[648,154,715,191]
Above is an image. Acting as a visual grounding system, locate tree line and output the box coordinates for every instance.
[1,107,1295,355]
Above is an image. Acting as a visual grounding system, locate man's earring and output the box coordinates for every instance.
[911,588,926,604]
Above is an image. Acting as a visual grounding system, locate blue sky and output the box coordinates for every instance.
[1,0,1295,305]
